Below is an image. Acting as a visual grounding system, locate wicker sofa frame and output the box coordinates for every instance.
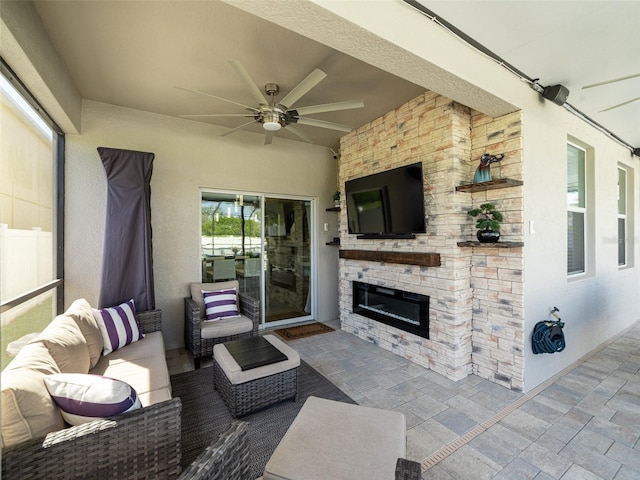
[213,354,299,417]
[2,310,252,480]
[184,290,260,369]
[1,310,184,479]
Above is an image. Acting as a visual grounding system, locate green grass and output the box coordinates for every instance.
[1,299,54,371]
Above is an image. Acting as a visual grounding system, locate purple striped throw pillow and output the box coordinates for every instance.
[202,288,239,321]
[93,299,144,355]
[44,373,142,425]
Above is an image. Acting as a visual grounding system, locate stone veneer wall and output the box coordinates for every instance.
[337,91,524,390]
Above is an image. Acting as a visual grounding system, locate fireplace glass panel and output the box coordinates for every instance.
[353,281,429,339]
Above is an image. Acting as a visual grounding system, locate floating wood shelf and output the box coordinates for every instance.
[455,178,523,193]
[457,241,524,248]
[339,250,441,267]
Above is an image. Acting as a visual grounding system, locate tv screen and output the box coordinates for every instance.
[345,162,426,237]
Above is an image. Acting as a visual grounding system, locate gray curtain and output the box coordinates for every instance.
[97,147,155,311]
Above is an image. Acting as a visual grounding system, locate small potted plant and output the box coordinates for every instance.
[333,190,341,207]
[467,203,503,243]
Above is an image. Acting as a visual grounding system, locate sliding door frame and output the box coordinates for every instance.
[199,188,317,330]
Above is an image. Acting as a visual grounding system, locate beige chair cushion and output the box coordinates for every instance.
[64,298,104,368]
[190,280,239,319]
[213,334,300,384]
[34,314,91,374]
[1,343,65,448]
[200,315,254,339]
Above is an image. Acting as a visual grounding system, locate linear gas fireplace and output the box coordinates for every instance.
[352,281,429,339]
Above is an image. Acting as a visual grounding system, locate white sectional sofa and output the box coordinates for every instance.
[1,298,182,479]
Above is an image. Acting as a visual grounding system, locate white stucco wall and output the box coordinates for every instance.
[65,100,340,349]
[243,0,640,391]
[522,105,640,390]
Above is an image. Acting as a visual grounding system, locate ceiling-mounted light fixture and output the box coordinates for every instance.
[263,112,282,131]
[542,84,570,106]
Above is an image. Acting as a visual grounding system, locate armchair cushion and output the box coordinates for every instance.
[201,316,254,339]
[203,288,239,321]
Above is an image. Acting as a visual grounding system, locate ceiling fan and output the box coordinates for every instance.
[582,73,640,113]
[176,60,364,144]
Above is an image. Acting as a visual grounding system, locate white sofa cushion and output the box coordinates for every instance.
[1,343,65,448]
[91,354,170,401]
[34,315,91,374]
[93,331,165,365]
[64,298,104,368]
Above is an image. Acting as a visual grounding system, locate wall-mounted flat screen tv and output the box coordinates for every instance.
[345,162,426,238]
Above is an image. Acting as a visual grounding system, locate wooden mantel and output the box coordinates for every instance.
[339,250,441,267]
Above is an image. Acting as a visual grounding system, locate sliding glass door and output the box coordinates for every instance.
[264,197,312,325]
[200,191,314,328]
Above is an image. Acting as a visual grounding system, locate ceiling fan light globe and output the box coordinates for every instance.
[263,120,282,131]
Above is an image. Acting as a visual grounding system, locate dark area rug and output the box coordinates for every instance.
[274,322,335,341]
[170,360,355,479]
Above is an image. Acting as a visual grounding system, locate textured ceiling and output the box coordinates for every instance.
[419,0,639,148]
[32,0,426,150]
[32,0,638,150]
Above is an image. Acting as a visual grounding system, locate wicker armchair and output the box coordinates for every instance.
[185,280,260,369]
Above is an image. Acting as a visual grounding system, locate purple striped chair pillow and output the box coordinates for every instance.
[44,373,142,425]
[202,288,239,321]
[93,299,144,355]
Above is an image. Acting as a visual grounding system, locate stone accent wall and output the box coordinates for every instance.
[468,111,524,391]
[337,92,524,390]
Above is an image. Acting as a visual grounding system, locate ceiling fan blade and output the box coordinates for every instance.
[582,73,640,89]
[174,85,259,111]
[294,100,364,116]
[178,113,253,118]
[598,96,640,113]
[264,131,273,145]
[296,117,352,132]
[286,125,314,143]
[219,120,257,137]
[279,69,327,109]
[228,60,269,105]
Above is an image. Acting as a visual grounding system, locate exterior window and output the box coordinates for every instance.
[0,65,63,370]
[567,142,586,275]
[618,167,627,266]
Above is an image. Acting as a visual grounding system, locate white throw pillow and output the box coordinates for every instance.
[93,299,144,355]
[44,373,142,425]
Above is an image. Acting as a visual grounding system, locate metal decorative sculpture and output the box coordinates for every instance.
[473,153,504,183]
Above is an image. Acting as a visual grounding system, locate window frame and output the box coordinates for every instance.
[0,59,64,315]
[567,141,587,276]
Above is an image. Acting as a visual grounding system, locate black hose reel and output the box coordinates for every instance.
[532,307,565,354]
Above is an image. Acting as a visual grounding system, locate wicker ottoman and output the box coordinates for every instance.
[213,334,300,417]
